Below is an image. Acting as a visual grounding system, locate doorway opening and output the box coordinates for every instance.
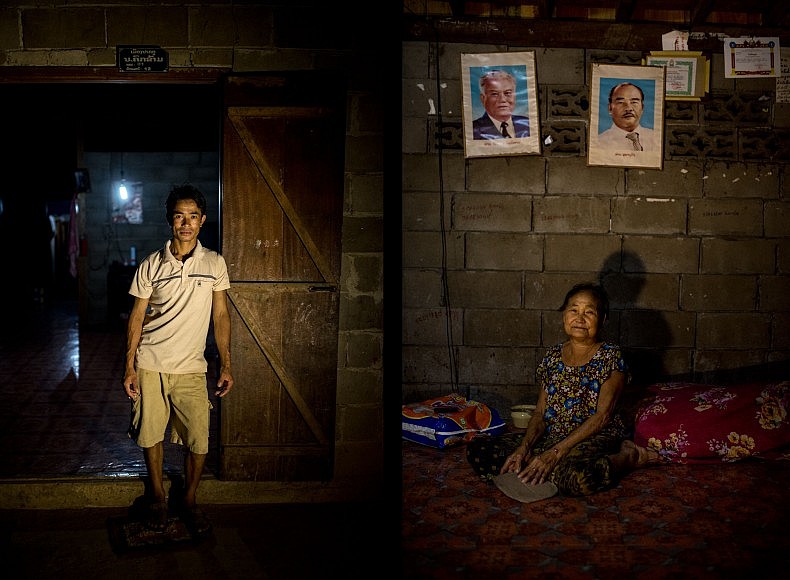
[0,75,224,479]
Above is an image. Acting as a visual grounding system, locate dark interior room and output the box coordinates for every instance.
[0,82,221,479]
[0,82,219,309]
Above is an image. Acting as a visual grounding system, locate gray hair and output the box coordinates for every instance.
[478,69,516,95]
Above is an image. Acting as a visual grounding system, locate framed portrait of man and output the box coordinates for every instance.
[588,63,665,169]
[461,51,541,158]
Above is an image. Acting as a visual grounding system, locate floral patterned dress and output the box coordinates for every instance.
[539,342,629,442]
[467,342,631,496]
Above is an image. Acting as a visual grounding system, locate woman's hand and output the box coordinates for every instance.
[500,446,531,474]
[518,447,560,485]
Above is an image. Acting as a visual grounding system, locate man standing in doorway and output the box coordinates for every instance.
[123,184,234,535]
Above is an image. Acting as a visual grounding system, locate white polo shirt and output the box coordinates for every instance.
[129,240,231,374]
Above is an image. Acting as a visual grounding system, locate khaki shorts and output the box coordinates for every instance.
[128,368,213,454]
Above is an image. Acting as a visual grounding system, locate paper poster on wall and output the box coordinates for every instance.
[587,64,665,170]
[112,182,143,224]
[460,51,541,158]
[724,37,780,78]
[662,30,689,51]
[777,48,790,104]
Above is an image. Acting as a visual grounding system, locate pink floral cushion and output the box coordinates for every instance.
[633,381,790,464]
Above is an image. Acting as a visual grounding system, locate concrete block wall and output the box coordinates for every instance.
[0,2,383,497]
[80,150,218,327]
[402,40,790,416]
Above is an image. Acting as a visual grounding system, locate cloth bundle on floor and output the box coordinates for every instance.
[402,393,506,449]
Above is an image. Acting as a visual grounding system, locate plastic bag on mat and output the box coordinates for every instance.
[402,393,506,449]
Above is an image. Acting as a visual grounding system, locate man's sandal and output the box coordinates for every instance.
[146,501,169,531]
[181,505,212,535]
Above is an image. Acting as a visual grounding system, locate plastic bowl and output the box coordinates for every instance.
[511,404,536,428]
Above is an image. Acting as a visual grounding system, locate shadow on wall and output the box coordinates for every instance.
[693,359,790,384]
[598,250,671,387]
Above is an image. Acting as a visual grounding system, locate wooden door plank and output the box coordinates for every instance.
[220,71,343,481]
[228,112,337,285]
[227,289,329,446]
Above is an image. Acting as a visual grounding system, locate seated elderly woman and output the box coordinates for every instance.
[467,281,657,496]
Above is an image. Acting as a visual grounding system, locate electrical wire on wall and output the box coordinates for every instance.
[89,153,130,274]
[433,36,464,399]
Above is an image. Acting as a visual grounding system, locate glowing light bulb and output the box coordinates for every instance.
[119,182,128,200]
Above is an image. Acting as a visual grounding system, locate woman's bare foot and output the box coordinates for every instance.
[621,439,659,467]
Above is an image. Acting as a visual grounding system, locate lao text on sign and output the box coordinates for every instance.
[117,46,169,73]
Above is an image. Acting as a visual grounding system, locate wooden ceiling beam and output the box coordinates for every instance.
[449,0,466,18]
[614,0,637,23]
[536,1,555,19]
[403,15,790,51]
[690,0,716,27]
[0,66,225,84]
[762,1,790,28]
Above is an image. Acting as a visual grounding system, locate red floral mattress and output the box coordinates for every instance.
[633,381,790,464]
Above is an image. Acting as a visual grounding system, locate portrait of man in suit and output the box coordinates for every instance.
[596,81,659,151]
[472,69,530,140]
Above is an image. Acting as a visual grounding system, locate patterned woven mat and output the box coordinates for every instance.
[402,439,790,577]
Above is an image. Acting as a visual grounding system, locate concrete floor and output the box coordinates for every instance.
[0,298,393,578]
[0,297,212,481]
[1,501,389,579]
[0,297,377,506]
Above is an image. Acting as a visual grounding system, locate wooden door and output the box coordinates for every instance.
[219,72,345,481]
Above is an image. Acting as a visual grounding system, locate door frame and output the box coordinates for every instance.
[0,66,226,84]
[1,66,229,476]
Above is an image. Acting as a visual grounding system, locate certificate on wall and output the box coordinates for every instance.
[645,51,709,101]
[460,51,541,158]
[724,37,780,78]
[588,64,665,170]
